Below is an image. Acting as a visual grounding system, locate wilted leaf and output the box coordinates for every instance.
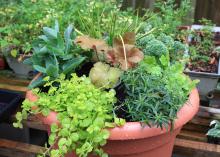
[113,32,136,46]
[75,36,109,53]
[107,44,144,70]
[75,33,143,70]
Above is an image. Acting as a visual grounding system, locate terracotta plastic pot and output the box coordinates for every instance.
[26,89,199,157]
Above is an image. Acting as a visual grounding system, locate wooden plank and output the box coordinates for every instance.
[24,116,47,131]
[0,84,28,92]
[175,138,220,153]
[182,123,209,133]
[174,146,220,157]
[190,116,211,126]
[10,114,47,131]
[0,148,34,157]
[200,106,220,115]
[177,130,207,142]
[0,138,45,154]
[0,76,30,86]
[197,110,220,120]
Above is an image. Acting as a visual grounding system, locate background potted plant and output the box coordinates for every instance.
[207,120,220,144]
[0,0,107,76]
[180,19,220,100]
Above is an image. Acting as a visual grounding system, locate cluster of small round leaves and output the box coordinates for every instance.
[14,74,120,157]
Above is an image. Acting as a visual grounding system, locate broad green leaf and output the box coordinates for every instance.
[33,65,46,73]
[12,39,20,45]
[46,64,59,78]
[80,119,92,127]
[10,49,17,57]
[38,46,48,54]
[59,128,69,137]
[58,138,67,148]
[32,54,45,67]
[15,112,22,120]
[50,149,59,157]
[71,133,79,142]
[64,25,73,53]
[143,56,157,66]
[61,54,73,60]
[114,117,126,126]
[23,58,32,65]
[159,55,169,67]
[62,57,85,74]
[49,133,56,145]
[43,27,58,39]
[0,40,9,48]
[57,34,65,52]
[54,20,59,33]
[38,35,49,42]
[51,124,58,133]
[46,44,64,56]
[42,108,50,116]
[105,122,114,128]
[101,130,110,139]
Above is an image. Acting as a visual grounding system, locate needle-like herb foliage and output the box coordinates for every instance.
[121,55,197,128]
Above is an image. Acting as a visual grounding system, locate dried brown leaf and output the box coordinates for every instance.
[75,36,109,53]
[113,32,136,47]
[107,44,144,70]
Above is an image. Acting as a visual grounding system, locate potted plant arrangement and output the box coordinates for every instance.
[179,19,220,100]
[0,0,101,76]
[1,47,34,76]
[13,1,200,157]
[207,120,220,144]
[0,2,36,76]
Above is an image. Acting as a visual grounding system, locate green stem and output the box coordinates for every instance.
[136,28,156,41]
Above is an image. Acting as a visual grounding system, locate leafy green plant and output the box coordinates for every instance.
[121,55,197,128]
[140,0,191,37]
[14,74,125,157]
[0,0,54,53]
[1,0,132,54]
[189,19,214,60]
[25,22,85,88]
[183,19,220,73]
[207,120,220,138]
[89,62,121,89]
[137,34,186,62]
[74,0,143,46]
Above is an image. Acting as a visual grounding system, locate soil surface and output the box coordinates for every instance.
[187,53,219,73]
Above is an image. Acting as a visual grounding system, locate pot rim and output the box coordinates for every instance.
[26,89,199,141]
[108,89,199,140]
